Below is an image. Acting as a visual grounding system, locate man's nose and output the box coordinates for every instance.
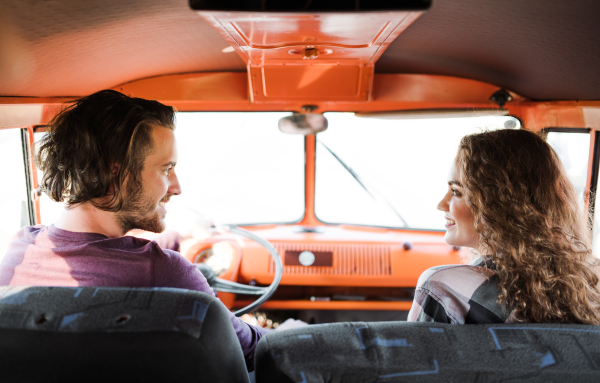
[169,171,182,196]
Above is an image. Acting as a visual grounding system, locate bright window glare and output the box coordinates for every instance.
[315,113,521,230]
[546,132,590,209]
[35,114,306,228]
[0,129,28,262]
[164,112,304,229]
[34,132,66,226]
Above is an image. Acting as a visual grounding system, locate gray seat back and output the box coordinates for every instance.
[0,286,249,383]
[256,321,600,382]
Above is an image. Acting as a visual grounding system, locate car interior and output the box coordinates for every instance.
[1,0,600,381]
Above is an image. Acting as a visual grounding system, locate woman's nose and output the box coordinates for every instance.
[437,192,449,212]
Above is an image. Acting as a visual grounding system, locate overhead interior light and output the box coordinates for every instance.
[221,46,235,53]
[354,109,510,120]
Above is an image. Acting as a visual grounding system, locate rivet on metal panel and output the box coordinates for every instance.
[303,47,319,60]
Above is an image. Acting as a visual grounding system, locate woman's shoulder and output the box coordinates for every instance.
[416,258,496,293]
[412,258,510,324]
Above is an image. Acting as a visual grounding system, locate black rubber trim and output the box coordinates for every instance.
[20,128,36,225]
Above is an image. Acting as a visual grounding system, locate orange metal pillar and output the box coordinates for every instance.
[301,134,319,226]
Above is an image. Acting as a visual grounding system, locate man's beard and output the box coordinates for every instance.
[116,175,165,234]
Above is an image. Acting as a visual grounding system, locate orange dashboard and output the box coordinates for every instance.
[183,224,463,311]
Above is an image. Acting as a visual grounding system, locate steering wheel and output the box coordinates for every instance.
[196,226,283,317]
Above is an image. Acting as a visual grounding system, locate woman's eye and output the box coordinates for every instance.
[451,189,460,196]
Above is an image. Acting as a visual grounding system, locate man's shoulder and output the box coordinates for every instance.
[156,247,187,263]
[19,224,46,234]
[10,225,46,242]
[145,244,193,271]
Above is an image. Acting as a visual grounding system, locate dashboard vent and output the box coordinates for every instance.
[269,243,392,276]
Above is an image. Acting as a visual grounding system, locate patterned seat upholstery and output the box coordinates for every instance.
[0,286,249,383]
[256,320,600,382]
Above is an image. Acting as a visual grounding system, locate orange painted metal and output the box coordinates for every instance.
[182,238,243,309]
[247,64,373,102]
[301,135,319,226]
[372,74,519,104]
[198,12,421,62]
[4,73,598,124]
[171,225,460,311]
[236,227,459,285]
[197,11,423,102]
[507,104,589,132]
[116,72,249,102]
[232,300,413,311]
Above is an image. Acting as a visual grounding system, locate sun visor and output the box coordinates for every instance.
[191,0,430,103]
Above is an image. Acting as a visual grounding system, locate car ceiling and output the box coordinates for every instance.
[1,0,599,100]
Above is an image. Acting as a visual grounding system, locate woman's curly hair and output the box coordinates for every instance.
[36,90,175,211]
[457,129,600,324]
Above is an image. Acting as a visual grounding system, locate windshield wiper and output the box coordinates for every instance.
[318,141,408,227]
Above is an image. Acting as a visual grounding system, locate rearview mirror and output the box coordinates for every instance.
[278,113,328,135]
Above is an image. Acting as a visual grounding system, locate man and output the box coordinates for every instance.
[0,90,266,371]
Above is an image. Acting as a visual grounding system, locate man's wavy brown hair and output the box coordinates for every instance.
[36,90,175,211]
[457,128,600,324]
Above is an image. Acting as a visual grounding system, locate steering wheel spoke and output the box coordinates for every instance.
[212,278,268,295]
[196,226,283,316]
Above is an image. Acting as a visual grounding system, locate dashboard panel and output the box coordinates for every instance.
[186,225,463,311]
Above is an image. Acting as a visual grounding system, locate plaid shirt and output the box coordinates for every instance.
[408,258,514,324]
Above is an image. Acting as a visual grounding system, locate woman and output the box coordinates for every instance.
[407,129,600,324]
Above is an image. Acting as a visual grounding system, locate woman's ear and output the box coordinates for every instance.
[111,163,121,176]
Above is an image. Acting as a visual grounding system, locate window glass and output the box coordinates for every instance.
[591,135,600,257]
[546,131,590,210]
[315,113,521,230]
[34,132,65,226]
[0,129,29,261]
[36,113,306,228]
[169,112,304,227]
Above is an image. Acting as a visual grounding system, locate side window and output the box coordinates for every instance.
[546,130,590,210]
[34,131,64,225]
[0,128,29,261]
[545,130,600,256]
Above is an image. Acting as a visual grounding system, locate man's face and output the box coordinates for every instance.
[116,125,181,234]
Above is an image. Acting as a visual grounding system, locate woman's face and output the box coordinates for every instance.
[437,157,479,250]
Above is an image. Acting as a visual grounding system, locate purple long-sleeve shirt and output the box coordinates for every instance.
[0,225,267,370]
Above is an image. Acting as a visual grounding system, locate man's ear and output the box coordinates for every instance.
[108,163,121,194]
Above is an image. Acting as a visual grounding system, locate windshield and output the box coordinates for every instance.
[34,111,521,231]
[165,112,305,227]
[36,112,306,228]
[315,113,521,230]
